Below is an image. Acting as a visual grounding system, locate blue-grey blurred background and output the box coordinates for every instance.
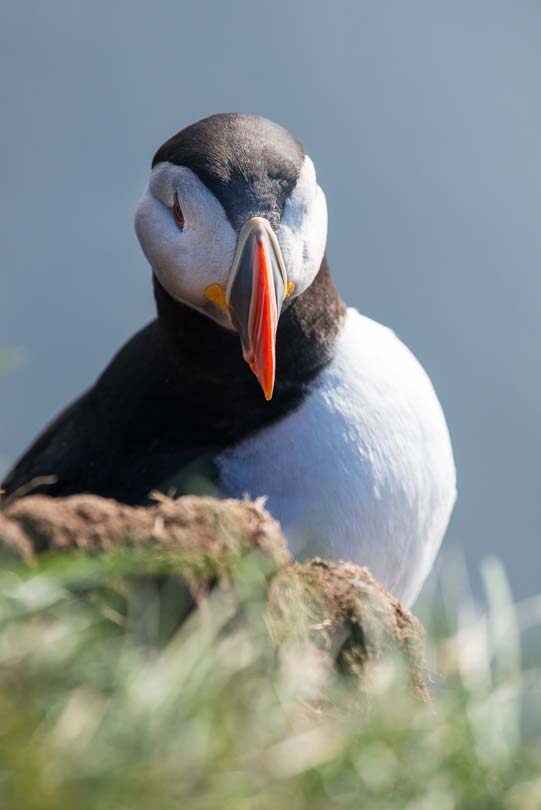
[1,1,540,601]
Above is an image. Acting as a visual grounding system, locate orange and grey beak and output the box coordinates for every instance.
[226,217,288,400]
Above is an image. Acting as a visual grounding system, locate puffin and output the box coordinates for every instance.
[1,113,456,606]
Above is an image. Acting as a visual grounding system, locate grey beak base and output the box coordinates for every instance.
[227,218,286,358]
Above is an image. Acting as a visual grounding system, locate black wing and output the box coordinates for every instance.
[1,321,219,505]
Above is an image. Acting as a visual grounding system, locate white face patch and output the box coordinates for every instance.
[134,154,328,327]
[134,164,238,327]
[278,155,328,304]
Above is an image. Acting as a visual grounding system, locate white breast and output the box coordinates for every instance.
[216,308,456,606]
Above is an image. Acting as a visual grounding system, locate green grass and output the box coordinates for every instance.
[0,549,540,809]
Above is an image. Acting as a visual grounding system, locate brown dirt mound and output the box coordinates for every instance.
[270,560,427,698]
[0,493,426,698]
[0,492,290,563]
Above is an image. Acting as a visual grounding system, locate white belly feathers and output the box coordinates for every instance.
[216,308,456,606]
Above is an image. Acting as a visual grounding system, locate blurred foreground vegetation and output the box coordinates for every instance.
[0,545,541,809]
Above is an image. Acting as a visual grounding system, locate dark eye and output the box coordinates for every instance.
[172,191,185,230]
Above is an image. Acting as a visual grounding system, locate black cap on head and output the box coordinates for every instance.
[152,113,305,230]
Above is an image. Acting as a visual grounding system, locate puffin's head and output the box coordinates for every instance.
[134,113,328,400]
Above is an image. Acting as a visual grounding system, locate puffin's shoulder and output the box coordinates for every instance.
[321,306,456,490]
[331,307,448,401]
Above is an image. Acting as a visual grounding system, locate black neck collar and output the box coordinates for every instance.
[142,257,346,455]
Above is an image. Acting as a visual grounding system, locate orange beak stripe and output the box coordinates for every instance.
[247,234,278,401]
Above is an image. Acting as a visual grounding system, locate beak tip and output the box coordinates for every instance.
[262,370,275,401]
[246,357,275,401]
[260,375,274,401]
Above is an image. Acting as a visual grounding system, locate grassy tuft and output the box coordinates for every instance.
[0,549,540,809]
